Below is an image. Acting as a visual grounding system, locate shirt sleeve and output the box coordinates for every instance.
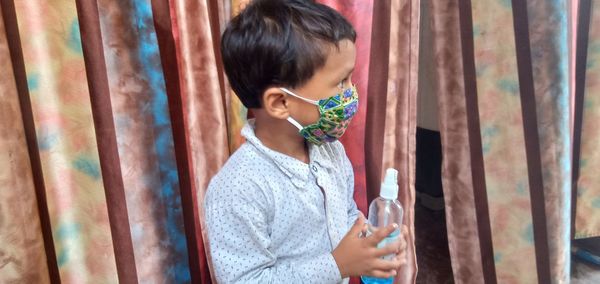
[204,179,342,284]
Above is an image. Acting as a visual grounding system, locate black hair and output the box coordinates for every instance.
[220,0,356,108]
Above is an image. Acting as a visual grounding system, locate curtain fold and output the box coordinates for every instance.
[469,0,539,278]
[428,0,485,282]
[7,0,119,282]
[371,0,420,282]
[163,0,230,282]
[574,0,600,239]
[527,1,571,281]
[0,4,50,282]
[90,0,191,282]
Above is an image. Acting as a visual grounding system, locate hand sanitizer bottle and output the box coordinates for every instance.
[361,168,404,284]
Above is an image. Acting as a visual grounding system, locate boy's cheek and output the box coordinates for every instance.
[294,104,320,125]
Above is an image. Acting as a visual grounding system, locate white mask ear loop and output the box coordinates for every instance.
[280,87,317,132]
[280,87,319,105]
[286,116,304,131]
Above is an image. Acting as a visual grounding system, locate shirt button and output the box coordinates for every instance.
[312,165,318,172]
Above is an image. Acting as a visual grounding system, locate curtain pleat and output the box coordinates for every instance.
[364,0,420,282]
[526,1,571,282]
[90,0,191,282]
[9,0,119,282]
[164,0,231,282]
[0,4,50,282]
[76,0,140,282]
[379,0,420,283]
[471,1,539,282]
[574,0,600,239]
[428,0,486,282]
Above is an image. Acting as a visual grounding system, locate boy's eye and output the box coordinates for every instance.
[339,78,348,89]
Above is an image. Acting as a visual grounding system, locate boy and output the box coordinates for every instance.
[204,0,408,283]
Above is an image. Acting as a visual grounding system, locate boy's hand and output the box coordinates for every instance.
[332,213,408,279]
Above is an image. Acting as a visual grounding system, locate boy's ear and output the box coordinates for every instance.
[261,87,290,120]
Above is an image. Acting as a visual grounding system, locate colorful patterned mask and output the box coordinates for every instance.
[280,85,359,146]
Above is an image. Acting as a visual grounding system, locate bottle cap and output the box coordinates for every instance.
[380,168,399,200]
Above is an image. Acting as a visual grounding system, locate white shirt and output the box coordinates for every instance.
[204,120,359,284]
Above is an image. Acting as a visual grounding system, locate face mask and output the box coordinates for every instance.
[280,85,359,146]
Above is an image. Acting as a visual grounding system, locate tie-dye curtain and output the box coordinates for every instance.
[0,0,420,283]
[6,0,600,283]
[573,0,600,240]
[427,0,600,283]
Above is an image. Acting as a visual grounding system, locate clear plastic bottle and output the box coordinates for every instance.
[361,168,404,284]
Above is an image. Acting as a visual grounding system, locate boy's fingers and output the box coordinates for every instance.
[367,269,397,279]
[372,258,402,271]
[349,212,366,236]
[398,236,407,250]
[396,246,407,257]
[396,252,407,265]
[374,241,401,257]
[367,223,398,246]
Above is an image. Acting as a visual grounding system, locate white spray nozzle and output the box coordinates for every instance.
[380,168,399,200]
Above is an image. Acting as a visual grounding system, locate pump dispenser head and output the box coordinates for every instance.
[380,168,399,200]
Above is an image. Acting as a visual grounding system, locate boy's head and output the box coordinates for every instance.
[221,0,357,110]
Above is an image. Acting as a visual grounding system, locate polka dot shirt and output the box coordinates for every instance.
[204,120,359,284]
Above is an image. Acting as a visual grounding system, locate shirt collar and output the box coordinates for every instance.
[241,120,333,188]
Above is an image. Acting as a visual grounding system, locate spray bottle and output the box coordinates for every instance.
[361,168,404,284]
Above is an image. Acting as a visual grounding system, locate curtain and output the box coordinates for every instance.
[427,0,600,283]
[0,0,419,283]
[5,0,599,283]
[573,0,600,240]
[0,3,52,283]
[364,0,420,282]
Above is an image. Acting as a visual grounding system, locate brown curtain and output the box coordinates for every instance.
[366,0,420,282]
[428,1,485,282]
